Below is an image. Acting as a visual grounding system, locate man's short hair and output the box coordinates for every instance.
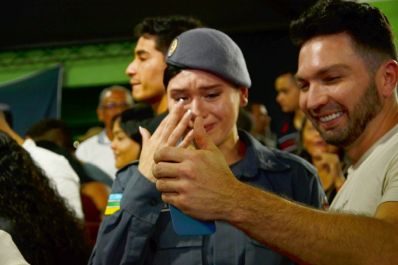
[134,15,203,55]
[290,0,397,61]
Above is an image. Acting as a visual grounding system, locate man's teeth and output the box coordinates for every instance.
[320,112,342,122]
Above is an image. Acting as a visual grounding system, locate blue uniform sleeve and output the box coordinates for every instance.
[88,164,163,265]
[291,159,328,209]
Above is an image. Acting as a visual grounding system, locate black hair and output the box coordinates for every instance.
[163,64,184,88]
[134,15,203,54]
[0,131,90,265]
[25,118,73,150]
[112,103,154,144]
[290,0,397,62]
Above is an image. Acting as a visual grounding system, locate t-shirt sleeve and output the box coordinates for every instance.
[381,153,398,204]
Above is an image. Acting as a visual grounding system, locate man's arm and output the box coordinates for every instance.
[154,117,398,265]
[226,183,398,265]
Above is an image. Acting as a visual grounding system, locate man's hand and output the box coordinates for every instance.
[153,116,241,221]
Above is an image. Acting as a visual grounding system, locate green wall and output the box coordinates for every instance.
[0,41,133,87]
[372,0,398,46]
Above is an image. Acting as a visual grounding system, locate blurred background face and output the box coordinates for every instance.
[275,73,300,113]
[97,90,132,134]
[250,103,271,134]
[302,119,339,157]
[111,119,141,169]
[125,36,167,104]
[167,70,247,148]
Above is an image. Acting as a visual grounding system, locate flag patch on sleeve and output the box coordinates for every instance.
[104,193,123,215]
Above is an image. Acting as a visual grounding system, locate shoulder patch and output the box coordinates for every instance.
[104,193,123,215]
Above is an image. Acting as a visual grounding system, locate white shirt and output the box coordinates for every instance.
[331,124,398,216]
[75,130,117,180]
[22,139,84,219]
[0,230,30,265]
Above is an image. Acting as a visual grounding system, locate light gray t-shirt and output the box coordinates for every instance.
[331,124,398,216]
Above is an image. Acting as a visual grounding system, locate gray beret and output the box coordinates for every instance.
[166,28,251,88]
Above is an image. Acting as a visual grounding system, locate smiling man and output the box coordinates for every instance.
[89,28,325,265]
[154,1,398,265]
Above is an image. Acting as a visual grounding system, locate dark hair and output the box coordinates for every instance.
[0,131,90,265]
[134,15,203,54]
[290,0,397,62]
[112,103,154,144]
[25,118,73,150]
[163,64,184,88]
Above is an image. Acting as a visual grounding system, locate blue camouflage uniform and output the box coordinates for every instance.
[89,131,326,265]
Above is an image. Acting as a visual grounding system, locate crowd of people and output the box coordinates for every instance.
[1,1,397,264]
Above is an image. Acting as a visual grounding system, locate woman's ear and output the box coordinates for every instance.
[239,87,249,107]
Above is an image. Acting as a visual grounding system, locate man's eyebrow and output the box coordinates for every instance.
[135,49,148,56]
[296,64,351,81]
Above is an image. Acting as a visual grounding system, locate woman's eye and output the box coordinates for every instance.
[117,134,128,141]
[206,93,220,99]
[324,76,341,83]
[176,97,187,102]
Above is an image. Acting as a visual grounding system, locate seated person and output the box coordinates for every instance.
[299,117,346,203]
[75,86,133,181]
[0,111,83,219]
[26,118,94,184]
[111,103,154,170]
[245,102,277,148]
[89,28,325,265]
[274,72,305,153]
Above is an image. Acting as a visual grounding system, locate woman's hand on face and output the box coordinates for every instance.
[138,100,192,182]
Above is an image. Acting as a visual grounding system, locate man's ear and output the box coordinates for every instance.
[378,59,398,98]
[239,87,249,107]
